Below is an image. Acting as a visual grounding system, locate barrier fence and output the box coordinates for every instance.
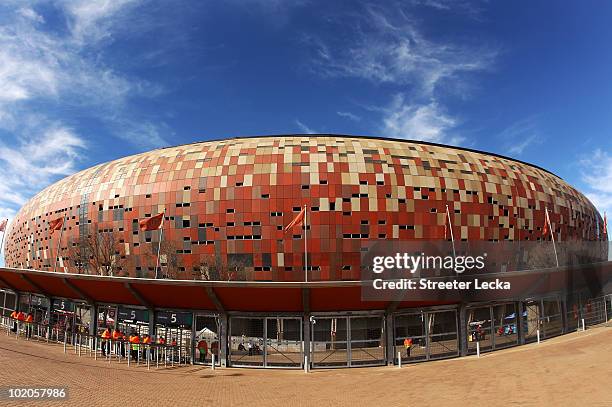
[0,291,610,371]
[0,317,191,370]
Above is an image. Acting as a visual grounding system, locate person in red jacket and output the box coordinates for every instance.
[197,339,208,363]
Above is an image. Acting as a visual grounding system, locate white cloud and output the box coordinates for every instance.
[0,1,167,145]
[306,2,494,144]
[381,95,462,145]
[309,4,495,98]
[337,111,361,122]
[580,149,612,216]
[0,1,168,226]
[0,125,86,209]
[63,0,143,44]
[295,119,317,134]
[498,118,542,156]
[507,134,538,156]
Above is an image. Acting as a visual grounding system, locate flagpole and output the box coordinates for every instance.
[155,210,166,279]
[445,205,456,259]
[53,214,67,273]
[546,207,559,267]
[304,204,308,283]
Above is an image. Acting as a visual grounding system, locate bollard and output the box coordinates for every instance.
[63,334,67,354]
[78,335,82,357]
[128,348,131,367]
[156,347,159,369]
[147,346,150,371]
[94,338,98,360]
[581,318,585,331]
[476,341,480,358]
[212,354,216,371]
[537,329,540,344]
[164,347,167,368]
[398,351,402,368]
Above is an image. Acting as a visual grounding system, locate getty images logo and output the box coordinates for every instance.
[372,253,487,274]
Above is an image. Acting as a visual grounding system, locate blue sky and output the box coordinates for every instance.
[1,0,612,229]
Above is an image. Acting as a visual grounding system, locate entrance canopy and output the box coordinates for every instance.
[0,263,610,312]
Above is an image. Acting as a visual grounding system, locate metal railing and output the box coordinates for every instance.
[0,318,201,371]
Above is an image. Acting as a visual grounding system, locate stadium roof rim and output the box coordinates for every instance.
[157,133,562,179]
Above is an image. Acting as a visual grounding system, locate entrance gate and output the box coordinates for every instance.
[194,314,221,366]
[155,311,193,364]
[229,316,302,368]
[467,303,518,354]
[394,309,458,363]
[311,315,385,368]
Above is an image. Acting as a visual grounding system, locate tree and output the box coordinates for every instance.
[67,238,91,274]
[197,254,223,281]
[144,240,182,279]
[76,224,126,276]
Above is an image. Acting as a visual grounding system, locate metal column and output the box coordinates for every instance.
[458,303,468,356]
[88,303,96,337]
[219,313,228,367]
[303,314,311,369]
[517,301,525,345]
[385,313,394,365]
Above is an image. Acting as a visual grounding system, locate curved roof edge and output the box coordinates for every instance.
[158,133,563,179]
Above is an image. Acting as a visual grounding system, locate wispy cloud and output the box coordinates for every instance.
[580,149,612,216]
[0,124,85,216]
[306,2,495,144]
[381,95,462,145]
[308,4,495,98]
[337,111,361,122]
[295,119,317,134]
[0,1,168,148]
[498,117,542,156]
[0,1,169,225]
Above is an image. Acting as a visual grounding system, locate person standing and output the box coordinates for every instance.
[101,326,112,356]
[403,337,413,358]
[197,339,208,363]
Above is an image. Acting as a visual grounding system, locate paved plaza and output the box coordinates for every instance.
[0,324,611,406]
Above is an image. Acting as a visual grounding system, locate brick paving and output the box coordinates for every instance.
[1,326,611,407]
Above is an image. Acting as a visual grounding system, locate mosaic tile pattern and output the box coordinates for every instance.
[3,136,606,281]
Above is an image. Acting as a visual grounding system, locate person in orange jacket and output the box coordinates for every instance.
[128,331,140,360]
[24,314,34,338]
[9,310,18,333]
[101,326,112,356]
[141,334,152,360]
[16,311,25,321]
[112,328,125,357]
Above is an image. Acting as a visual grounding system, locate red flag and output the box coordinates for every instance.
[48,217,64,235]
[0,218,7,232]
[139,212,164,231]
[284,207,305,234]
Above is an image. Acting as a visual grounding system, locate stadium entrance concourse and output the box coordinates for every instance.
[0,268,611,370]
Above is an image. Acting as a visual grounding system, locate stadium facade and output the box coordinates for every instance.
[1,135,610,368]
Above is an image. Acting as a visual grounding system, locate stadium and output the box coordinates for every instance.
[0,135,610,369]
